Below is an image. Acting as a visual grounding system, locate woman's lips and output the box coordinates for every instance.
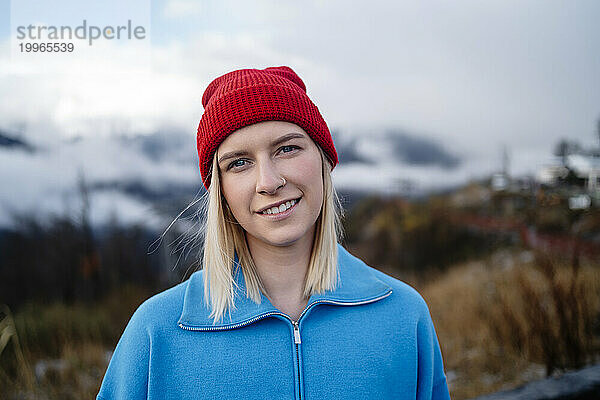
[257,197,301,221]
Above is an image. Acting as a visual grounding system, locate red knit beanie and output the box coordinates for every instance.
[196,66,338,189]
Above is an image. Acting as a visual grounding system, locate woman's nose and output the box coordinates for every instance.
[255,159,284,195]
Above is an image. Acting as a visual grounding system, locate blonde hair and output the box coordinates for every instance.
[200,145,344,323]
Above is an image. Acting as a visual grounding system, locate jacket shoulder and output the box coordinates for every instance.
[98,277,192,399]
[130,276,191,330]
[357,258,430,317]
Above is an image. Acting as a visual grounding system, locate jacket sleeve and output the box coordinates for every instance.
[97,304,151,400]
[416,306,451,400]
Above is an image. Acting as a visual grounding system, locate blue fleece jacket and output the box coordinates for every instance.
[97,244,451,399]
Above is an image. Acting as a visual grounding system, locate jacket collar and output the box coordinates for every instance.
[177,243,392,330]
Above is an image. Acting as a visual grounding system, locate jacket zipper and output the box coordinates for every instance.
[177,290,393,332]
[178,311,290,332]
[295,290,393,322]
[292,321,301,400]
[178,290,393,400]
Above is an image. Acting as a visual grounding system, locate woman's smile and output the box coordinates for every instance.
[257,197,301,221]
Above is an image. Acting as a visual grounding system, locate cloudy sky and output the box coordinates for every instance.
[1,0,599,227]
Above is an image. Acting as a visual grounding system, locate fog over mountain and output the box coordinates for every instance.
[0,130,35,152]
[384,130,461,168]
[0,125,499,230]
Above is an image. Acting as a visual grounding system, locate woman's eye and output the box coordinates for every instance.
[227,147,299,171]
[280,145,299,154]
[228,159,246,170]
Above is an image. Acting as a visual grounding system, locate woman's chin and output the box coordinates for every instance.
[261,235,302,248]
[247,230,306,248]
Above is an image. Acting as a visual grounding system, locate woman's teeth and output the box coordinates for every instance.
[261,198,298,215]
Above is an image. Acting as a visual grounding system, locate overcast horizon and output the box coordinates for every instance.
[1,0,599,228]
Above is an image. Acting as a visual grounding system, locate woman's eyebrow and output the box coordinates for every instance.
[271,132,306,147]
[218,150,249,166]
[218,132,306,165]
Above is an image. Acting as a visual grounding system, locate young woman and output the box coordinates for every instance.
[97,66,451,400]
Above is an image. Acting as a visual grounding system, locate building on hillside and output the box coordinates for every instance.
[537,165,569,186]
[535,153,600,209]
[565,154,600,194]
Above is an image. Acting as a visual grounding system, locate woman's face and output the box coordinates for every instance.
[217,121,324,249]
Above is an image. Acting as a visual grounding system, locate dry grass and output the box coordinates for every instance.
[1,341,108,400]
[2,255,599,399]
[421,251,600,399]
[0,285,151,399]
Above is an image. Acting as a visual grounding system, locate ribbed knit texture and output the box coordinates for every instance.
[196,66,338,189]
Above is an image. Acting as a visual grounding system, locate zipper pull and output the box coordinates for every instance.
[292,321,301,344]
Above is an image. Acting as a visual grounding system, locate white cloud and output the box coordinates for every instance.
[163,0,203,19]
[0,31,322,143]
